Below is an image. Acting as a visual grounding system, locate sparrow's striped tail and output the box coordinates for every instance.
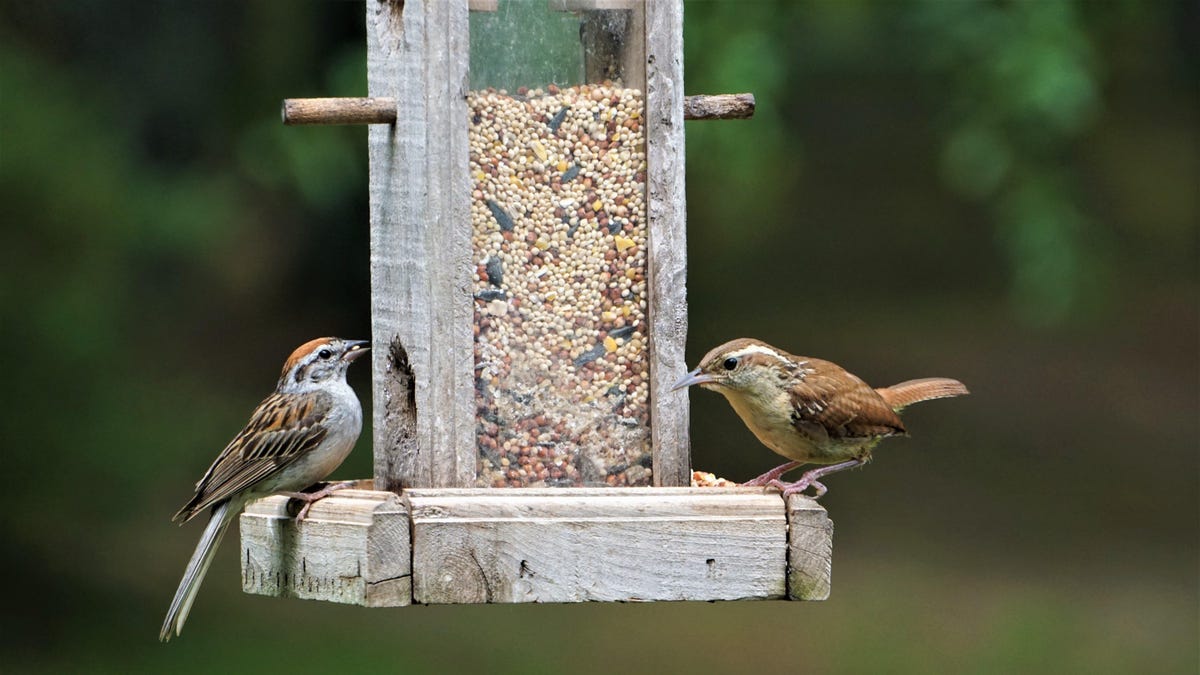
[877,377,969,412]
[160,500,236,642]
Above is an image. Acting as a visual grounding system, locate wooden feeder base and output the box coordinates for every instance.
[240,486,832,606]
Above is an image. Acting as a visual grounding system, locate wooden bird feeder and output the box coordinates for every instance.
[241,0,832,607]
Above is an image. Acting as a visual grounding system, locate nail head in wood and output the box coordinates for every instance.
[281,97,398,126]
[683,93,756,120]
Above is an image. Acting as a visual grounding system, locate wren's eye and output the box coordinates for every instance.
[318,349,333,360]
[722,357,738,371]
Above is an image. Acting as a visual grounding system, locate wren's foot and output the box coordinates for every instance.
[766,476,828,498]
[741,461,802,487]
[765,458,866,499]
[280,480,359,522]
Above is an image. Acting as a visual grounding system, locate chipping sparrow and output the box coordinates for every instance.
[160,337,369,642]
[673,338,967,498]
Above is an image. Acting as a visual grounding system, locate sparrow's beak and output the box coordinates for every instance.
[671,368,713,391]
[343,340,371,362]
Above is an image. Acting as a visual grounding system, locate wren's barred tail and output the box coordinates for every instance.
[875,378,970,412]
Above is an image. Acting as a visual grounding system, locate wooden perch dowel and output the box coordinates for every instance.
[281,97,397,126]
[281,93,754,126]
[683,93,755,120]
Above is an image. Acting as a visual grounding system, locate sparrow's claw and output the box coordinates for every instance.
[282,480,359,522]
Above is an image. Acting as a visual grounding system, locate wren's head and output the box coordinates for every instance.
[672,338,804,398]
[278,337,370,392]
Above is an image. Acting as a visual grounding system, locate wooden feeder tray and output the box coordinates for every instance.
[241,485,831,605]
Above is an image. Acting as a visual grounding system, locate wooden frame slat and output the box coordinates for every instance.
[368,0,476,490]
[645,0,690,486]
[407,488,785,603]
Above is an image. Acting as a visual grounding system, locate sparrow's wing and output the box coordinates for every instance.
[173,391,331,523]
[790,359,906,442]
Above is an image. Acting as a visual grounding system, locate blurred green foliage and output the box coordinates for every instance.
[1,1,1195,673]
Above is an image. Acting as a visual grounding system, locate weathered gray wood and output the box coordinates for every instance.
[281,97,397,126]
[368,0,475,490]
[239,486,831,606]
[683,93,756,120]
[786,494,833,600]
[407,487,786,603]
[240,489,411,607]
[645,0,690,486]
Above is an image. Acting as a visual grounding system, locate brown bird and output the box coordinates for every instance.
[672,338,968,497]
[160,337,369,641]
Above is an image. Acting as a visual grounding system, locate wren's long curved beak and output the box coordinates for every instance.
[343,340,371,362]
[671,368,714,391]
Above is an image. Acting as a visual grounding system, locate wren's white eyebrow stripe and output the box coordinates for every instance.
[727,343,792,364]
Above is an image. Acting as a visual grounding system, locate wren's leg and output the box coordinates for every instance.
[741,461,802,487]
[767,459,864,498]
[279,480,359,522]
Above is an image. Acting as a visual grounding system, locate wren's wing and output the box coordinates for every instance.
[172,391,331,523]
[790,359,907,443]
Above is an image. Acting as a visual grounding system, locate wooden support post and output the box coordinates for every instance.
[367,0,475,490]
[645,0,690,486]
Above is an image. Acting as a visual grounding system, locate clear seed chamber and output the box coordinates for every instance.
[469,0,651,487]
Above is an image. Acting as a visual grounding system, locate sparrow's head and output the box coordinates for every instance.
[279,337,370,390]
[671,338,801,395]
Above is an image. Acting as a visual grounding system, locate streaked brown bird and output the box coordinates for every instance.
[673,338,968,497]
[160,337,369,641]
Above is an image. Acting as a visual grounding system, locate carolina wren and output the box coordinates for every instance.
[673,338,968,497]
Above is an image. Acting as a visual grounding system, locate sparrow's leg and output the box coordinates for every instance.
[280,480,360,522]
[767,459,864,498]
[741,461,802,486]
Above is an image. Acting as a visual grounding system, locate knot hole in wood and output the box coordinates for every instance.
[378,337,417,492]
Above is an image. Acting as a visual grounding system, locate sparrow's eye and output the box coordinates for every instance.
[722,357,738,371]
[318,349,333,360]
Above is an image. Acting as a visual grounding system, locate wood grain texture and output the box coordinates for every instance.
[368,0,475,490]
[240,489,411,607]
[786,494,833,600]
[281,97,397,125]
[644,0,690,486]
[239,486,831,605]
[683,93,756,120]
[406,487,787,603]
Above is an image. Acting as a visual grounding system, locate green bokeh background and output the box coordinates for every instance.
[1,1,1196,672]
